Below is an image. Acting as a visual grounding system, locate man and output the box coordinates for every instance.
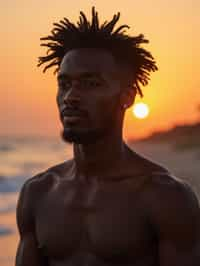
[16,7,200,266]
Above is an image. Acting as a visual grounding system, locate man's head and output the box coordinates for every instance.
[38,7,157,144]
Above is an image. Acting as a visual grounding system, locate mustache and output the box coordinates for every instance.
[61,107,88,117]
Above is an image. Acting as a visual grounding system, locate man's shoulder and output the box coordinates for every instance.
[144,172,200,232]
[20,159,74,197]
[145,171,199,207]
[147,171,198,201]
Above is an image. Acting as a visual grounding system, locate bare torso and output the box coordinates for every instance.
[33,159,167,266]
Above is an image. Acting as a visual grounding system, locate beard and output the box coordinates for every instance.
[61,126,108,145]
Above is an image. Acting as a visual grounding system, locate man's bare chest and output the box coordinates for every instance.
[35,177,153,261]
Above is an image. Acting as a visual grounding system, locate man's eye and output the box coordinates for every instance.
[58,80,71,90]
[83,79,101,88]
[65,80,72,88]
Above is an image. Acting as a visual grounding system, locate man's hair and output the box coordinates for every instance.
[38,7,158,97]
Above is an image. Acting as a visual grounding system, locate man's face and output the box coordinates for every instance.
[56,48,124,144]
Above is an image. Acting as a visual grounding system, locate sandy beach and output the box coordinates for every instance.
[131,141,200,197]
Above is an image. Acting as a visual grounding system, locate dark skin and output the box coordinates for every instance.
[16,48,200,266]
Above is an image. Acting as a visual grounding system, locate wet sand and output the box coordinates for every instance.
[0,211,19,266]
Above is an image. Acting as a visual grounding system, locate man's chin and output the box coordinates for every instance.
[61,128,104,144]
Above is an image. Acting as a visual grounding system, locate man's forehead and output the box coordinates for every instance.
[59,48,118,75]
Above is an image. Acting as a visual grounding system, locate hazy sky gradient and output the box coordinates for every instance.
[1,0,200,139]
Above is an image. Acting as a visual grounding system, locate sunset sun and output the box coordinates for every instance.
[132,103,149,119]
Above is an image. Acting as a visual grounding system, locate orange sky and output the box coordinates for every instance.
[1,0,200,140]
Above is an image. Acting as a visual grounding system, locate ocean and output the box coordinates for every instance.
[0,136,73,265]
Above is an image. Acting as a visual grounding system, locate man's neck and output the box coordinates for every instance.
[72,133,129,179]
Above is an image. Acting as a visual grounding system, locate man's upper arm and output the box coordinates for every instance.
[15,177,44,266]
[149,177,200,266]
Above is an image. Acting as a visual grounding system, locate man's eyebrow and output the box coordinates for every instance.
[57,74,69,80]
[57,72,102,80]
[80,72,102,78]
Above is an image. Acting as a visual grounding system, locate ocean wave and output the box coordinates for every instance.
[0,204,16,214]
[0,144,14,152]
[0,190,19,214]
[0,225,14,236]
[0,176,25,193]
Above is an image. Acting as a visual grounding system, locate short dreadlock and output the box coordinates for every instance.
[38,7,158,97]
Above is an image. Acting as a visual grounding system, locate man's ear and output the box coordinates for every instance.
[120,87,137,109]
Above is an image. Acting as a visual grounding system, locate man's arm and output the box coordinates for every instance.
[149,177,200,266]
[15,177,45,266]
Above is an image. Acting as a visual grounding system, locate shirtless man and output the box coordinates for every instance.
[15,8,200,266]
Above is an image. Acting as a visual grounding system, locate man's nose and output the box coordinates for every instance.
[63,80,81,105]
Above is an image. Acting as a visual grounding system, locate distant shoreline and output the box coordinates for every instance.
[129,121,200,151]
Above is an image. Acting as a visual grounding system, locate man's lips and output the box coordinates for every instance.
[63,116,82,123]
[61,109,88,124]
